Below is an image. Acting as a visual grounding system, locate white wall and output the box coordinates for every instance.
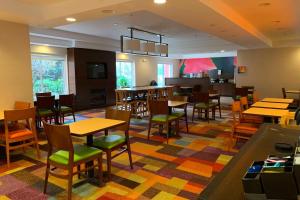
[0,20,32,111]
[116,53,179,86]
[236,47,300,98]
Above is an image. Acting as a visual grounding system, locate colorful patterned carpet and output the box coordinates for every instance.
[0,107,243,200]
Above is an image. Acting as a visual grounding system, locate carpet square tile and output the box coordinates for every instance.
[0,108,245,199]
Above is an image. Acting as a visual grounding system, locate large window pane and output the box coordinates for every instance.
[116,61,135,88]
[157,64,173,86]
[31,55,68,97]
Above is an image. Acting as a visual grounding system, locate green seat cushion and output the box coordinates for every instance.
[38,109,54,116]
[152,114,178,122]
[172,111,185,117]
[49,144,102,165]
[93,135,125,149]
[195,102,217,109]
[60,106,72,112]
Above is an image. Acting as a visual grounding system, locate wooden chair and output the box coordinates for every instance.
[234,87,248,100]
[192,92,217,122]
[232,101,259,143]
[36,96,57,126]
[209,88,222,118]
[58,94,76,124]
[157,88,168,100]
[0,108,40,167]
[43,122,103,200]
[36,92,51,97]
[240,97,264,124]
[252,91,259,103]
[166,87,174,100]
[92,108,133,180]
[148,100,179,144]
[170,96,189,133]
[115,90,132,111]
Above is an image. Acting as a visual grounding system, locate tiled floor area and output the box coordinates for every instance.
[0,107,244,200]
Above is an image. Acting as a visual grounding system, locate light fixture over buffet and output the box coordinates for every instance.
[121,27,169,57]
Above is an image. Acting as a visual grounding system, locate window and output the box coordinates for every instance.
[116,61,135,88]
[31,55,68,98]
[157,63,173,86]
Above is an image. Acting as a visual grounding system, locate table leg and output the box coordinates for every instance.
[86,135,94,178]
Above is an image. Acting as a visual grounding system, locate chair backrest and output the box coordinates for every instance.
[14,101,31,109]
[240,97,249,110]
[59,94,74,107]
[43,121,74,153]
[192,85,202,92]
[170,95,188,102]
[235,87,248,97]
[232,101,242,123]
[105,108,131,131]
[148,100,169,115]
[4,108,36,136]
[115,90,130,104]
[282,88,287,99]
[253,91,259,103]
[36,96,55,109]
[192,92,209,104]
[36,92,51,97]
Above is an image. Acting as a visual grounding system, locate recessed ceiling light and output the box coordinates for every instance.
[113,23,118,26]
[220,50,225,53]
[154,0,167,4]
[66,17,76,22]
[258,2,271,6]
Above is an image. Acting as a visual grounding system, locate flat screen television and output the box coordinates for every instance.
[87,63,107,79]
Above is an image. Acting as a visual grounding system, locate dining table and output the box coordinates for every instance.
[286,90,300,94]
[243,107,289,123]
[251,102,289,109]
[261,98,294,104]
[115,85,173,92]
[69,118,126,180]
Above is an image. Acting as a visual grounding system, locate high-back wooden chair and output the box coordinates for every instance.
[170,96,189,133]
[240,97,263,124]
[232,101,259,143]
[58,94,76,123]
[148,100,179,143]
[43,122,103,200]
[92,108,132,180]
[0,108,40,167]
[36,96,56,126]
[192,92,216,122]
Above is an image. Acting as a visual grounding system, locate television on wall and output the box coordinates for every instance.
[87,63,107,79]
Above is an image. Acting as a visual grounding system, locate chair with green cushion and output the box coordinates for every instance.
[43,121,103,200]
[92,108,133,180]
[192,92,217,123]
[59,94,76,124]
[170,96,189,133]
[148,100,180,143]
[36,96,56,127]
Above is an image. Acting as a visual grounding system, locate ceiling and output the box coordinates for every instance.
[1,0,300,57]
[56,11,243,55]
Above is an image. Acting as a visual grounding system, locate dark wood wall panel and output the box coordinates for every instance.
[67,48,116,110]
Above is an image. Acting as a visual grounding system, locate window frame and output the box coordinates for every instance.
[116,60,136,88]
[31,54,69,98]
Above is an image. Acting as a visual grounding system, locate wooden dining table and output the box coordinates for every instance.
[251,102,289,109]
[243,107,289,123]
[261,98,294,104]
[115,85,173,92]
[69,118,126,179]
